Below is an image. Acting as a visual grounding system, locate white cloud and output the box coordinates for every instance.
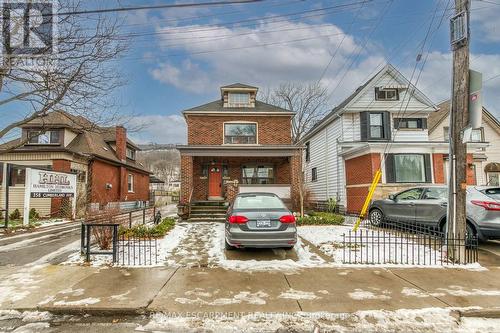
[127,114,187,144]
[148,20,375,98]
[471,2,500,42]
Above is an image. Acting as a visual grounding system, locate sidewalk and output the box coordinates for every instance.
[1,264,499,315]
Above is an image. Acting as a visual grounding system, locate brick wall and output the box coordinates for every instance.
[433,153,445,184]
[51,159,71,216]
[89,159,149,206]
[467,153,476,185]
[186,115,292,145]
[346,186,370,214]
[345,153,381,185]
[180,155,193,205]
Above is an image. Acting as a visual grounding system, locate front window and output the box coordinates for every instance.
[126,147,136,160]
[127,174,134,192]
[369,113,384,139]
[224,123,257,144]
[28,130,60,144]
[375,88,399,100]
[242,164,274,184]
[228,93,250,107]
[394,154,427,183]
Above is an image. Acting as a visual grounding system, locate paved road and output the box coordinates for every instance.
[0,222,81,266]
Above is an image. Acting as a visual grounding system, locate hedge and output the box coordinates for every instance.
[297,211,345,226]
[119,217,175,238]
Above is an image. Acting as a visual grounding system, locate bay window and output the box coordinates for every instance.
[224,123,257,144]
[386,154,431,183]
[242,164,274,184]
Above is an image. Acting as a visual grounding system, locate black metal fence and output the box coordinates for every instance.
[341,224,478,266]
[81,223,159,266]
[86,206,159,229]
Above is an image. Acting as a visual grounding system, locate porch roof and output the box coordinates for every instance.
[177,144,302,157]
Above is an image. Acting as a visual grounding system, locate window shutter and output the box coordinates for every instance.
[383,112,391,140]
[394,118,400,130]
[424,154,432,182]
[421,118,428,129]
[385,154,395,183]
[360,112,368,141]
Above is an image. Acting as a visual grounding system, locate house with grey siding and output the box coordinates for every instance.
[301,64,487,214]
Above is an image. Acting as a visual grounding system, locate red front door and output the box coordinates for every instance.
[208,164,222,198]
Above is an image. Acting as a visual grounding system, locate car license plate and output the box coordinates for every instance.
[256,219,271,228]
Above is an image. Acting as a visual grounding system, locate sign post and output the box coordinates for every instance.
[24,168,77,224]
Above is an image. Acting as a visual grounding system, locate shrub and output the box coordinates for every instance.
[29,208,40,220]
[9,209,21,221]
[297,211,345,226]
[326,198,337,213]
[119,218,176,238]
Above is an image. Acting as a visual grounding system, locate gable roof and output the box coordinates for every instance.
[301,64,438,142]
[220,83,258,89]
[429,100,500,134]
[183,99,294,114]
[19,110,95,131]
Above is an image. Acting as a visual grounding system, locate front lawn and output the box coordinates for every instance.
[297,211,345,226]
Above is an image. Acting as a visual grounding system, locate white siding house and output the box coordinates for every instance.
[302,64,487,213]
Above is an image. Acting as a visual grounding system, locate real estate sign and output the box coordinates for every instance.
[28,169,77,198]
[23,168,77,225]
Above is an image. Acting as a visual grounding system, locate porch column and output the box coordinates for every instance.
[290,151,302,212]
[180,154,193,205]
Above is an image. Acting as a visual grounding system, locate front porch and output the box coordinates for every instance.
[177,145,302,215]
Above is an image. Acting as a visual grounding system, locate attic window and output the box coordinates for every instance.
[375,87,399,101]
[126,147,136,160]
[28,130,60,144]
[228,93,250,107]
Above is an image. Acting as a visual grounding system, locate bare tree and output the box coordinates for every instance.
[0,0,128,151]
[138,149,181,188]
[263,82,329,143]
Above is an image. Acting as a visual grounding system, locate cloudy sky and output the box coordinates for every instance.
[3,0,500,144]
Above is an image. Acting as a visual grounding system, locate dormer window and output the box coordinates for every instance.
[126,147,136,160]
[28,130,60,144]
[375,87,399,101]
[228,93,250,107]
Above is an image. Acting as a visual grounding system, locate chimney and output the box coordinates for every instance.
[115,126,127,161]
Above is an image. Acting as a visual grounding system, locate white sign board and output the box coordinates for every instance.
[23,168,77,225]
[28,169,77,198]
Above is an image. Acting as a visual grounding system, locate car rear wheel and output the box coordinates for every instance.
[225,239,235,251]
[369,208,384,227]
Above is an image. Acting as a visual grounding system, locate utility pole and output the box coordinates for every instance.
[447,0,470,263]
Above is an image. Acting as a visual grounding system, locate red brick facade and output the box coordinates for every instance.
[89,159,149,207]
[186,115,292,145]
[433,153,445,184]
[344,153,381,213]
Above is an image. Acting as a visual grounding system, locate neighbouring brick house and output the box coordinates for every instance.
[177,83,302,216]
[302,64,486,214]
[0,111,150,217]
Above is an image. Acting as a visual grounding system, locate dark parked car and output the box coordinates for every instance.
[225,192,297,250]
[368,186,500,241]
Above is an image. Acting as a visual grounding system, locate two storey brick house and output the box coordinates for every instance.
[177,83,302,216]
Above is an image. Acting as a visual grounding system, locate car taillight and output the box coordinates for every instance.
[279,214,296,223]
[228,215,249,224]
[471,200,500,211]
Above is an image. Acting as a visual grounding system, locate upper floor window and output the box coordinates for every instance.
[375,87,399,101]
[127,173,134,192]
[305,142,310,162]
[224,123,257,144]
[394,118,427,130]
[126,147,136,160]
[228,93,250,107]
[28,130,60,144]
[444,127,483,142]
[360,112,390,141]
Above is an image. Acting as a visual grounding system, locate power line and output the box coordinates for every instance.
[51,0,265,17]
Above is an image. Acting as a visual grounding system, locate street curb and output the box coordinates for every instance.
[34,306,147,316]
[456,308,500,319]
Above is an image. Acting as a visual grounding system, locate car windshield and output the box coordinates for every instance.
[234,195,286,209]
[481,188,500,200]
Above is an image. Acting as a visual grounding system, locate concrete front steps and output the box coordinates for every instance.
[186,201,227,222]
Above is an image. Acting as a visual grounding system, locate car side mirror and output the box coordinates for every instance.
[388,194,395,201]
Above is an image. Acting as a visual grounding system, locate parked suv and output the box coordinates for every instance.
[368,186,500,241]
[225,192,297,250]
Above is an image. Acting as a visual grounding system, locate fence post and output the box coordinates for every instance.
[80,223,85,254]
[129,211,132,228]
[112,225,118,263]
[85,225,91,262]
[153,206,156,223]
[143,209,146,224]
